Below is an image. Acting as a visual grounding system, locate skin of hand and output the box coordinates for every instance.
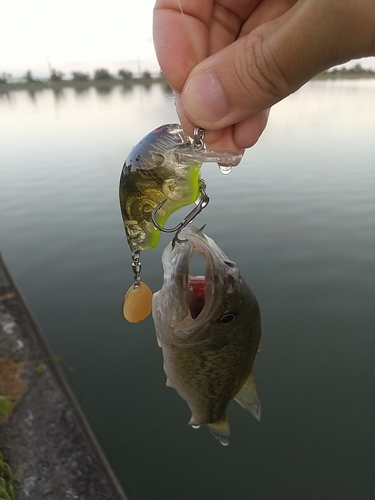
[153,0,375,152]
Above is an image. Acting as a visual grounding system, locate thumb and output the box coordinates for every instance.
[180,33,310,129]
[180,23,306,129]
[180,1,375,130]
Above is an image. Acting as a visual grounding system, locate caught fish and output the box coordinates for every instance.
[152,226,262,445]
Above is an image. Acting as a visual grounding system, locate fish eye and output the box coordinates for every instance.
[219,312,236,324]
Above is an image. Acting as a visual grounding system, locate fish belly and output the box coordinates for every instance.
[161,342,254,425]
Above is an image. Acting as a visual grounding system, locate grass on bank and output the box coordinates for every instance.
[0,449,18,500]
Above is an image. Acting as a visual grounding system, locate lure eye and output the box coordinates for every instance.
[152,153,164,167]
[223,260,236,268]
[219,312,236,324]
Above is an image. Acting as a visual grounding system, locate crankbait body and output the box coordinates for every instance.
[119,124,201,252]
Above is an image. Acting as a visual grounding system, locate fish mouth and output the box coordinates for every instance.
[162,225,229,329]
[187,276,206,319]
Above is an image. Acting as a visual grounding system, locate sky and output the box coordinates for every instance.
[0,0,159,79]
[1,0,375,80]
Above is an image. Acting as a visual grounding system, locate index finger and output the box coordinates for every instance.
[153,0,214,91]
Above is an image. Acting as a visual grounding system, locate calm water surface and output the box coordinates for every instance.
[1,80,374,499]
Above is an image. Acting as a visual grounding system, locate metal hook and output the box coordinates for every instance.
[151,180,209,247]
[193,126,205,150]
[131,250,142,289]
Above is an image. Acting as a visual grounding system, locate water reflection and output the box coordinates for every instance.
[162,80,173,95]
[26,87,42,102]
[0,79,374,500]
[0,89,12,103]
[51,86,65,101]
[95,84,114,96]
[73,86,90,98]
[0,81,172,107]
[119,83,133,95]
[142,81,153,92]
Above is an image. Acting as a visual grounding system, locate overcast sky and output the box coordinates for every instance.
[1,0,374,80]
[0,0,159,78]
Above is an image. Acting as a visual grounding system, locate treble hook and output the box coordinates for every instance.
[151,180,209,247]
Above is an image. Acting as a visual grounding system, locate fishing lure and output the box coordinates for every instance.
[119,123,242,322]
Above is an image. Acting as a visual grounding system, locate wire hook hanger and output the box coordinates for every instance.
[151,179,209,247]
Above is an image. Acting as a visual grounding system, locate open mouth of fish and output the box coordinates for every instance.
[161,225,231,329]
[187,276,206,319]
[169,237,213,325]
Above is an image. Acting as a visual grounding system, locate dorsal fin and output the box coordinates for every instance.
[233,371,261,421]
[206,418,231,446]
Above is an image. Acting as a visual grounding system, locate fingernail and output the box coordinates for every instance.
[182,70,228,123]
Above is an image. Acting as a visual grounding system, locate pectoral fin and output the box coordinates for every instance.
[206,418,231,446]
[234,371,261,421]
[155,332,162,347]
[188,415,201,429]
[166,378,174,388]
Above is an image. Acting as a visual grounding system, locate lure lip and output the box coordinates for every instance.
[173,145,243,168]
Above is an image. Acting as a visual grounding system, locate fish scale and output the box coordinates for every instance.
[153,225,262,445]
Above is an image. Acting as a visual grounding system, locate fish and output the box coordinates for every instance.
[119,124,202,252]
[119,124,243,253]
[152,225,262,445]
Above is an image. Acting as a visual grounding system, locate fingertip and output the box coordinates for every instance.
[174,99,218,143]
[175,98,193,131]
[233,110,270,149]
[204,127,241,153]
[199,127,244,158]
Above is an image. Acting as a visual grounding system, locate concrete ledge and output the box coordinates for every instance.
[0,252,128,500]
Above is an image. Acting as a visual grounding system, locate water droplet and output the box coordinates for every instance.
[219,165,232,175]
[218,437,230,446]
[191,425,201,429]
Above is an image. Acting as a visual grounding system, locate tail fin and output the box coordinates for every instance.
[206,418,231,446]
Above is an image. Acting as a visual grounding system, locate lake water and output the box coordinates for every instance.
[1,80,374,500]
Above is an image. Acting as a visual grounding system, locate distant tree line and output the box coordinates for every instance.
[326,64,375,76]
[0,72,12,84]
[0,67,159,84]
[3,64,374,85]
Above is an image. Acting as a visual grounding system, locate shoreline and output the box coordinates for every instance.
[0,252,128,500]
[0,76,169,93]
[1,72,374,93]
[312,71,375,80]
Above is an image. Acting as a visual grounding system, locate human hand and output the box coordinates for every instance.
[153,0,375,152]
